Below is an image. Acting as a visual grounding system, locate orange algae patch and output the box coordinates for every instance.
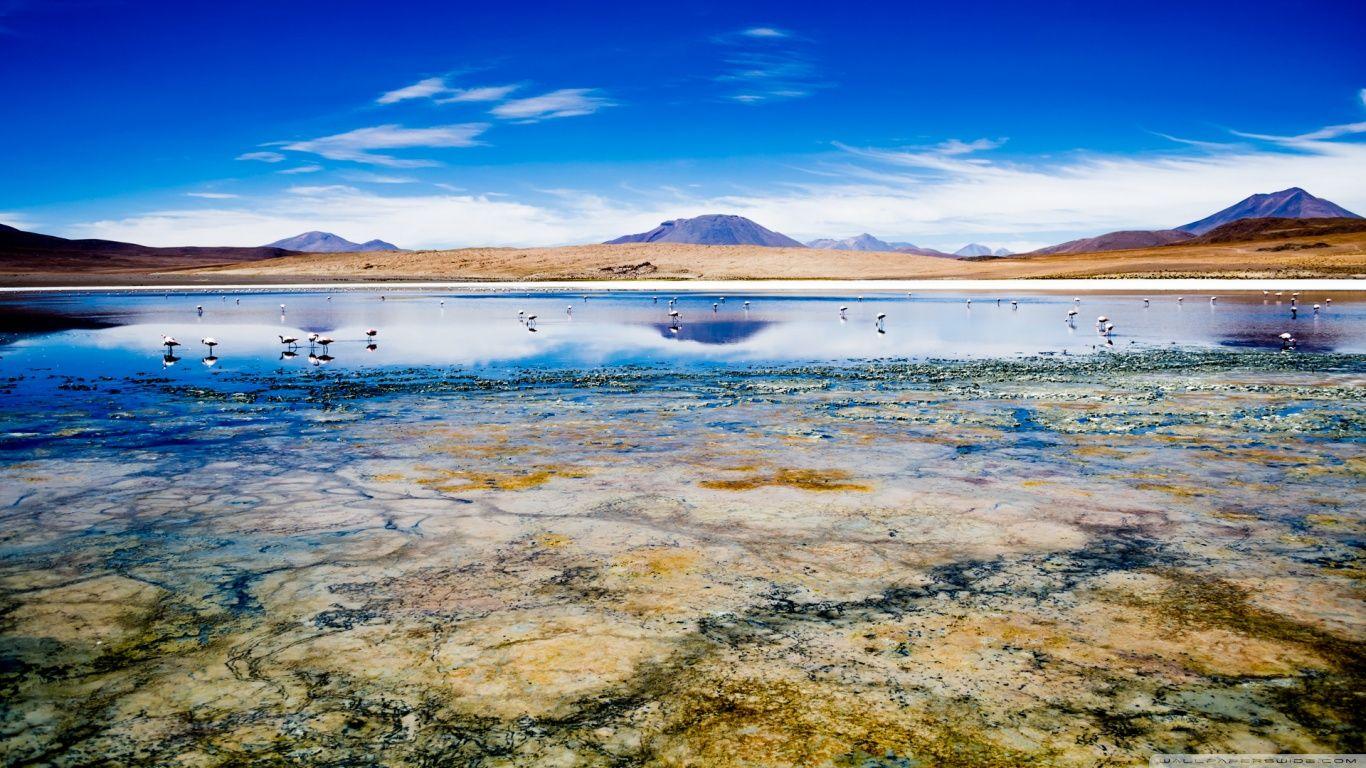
[699,468,871,492]
[648,665,1043,768]
[416,465,591,492]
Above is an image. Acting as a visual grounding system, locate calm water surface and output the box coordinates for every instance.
[1,289,1362,378]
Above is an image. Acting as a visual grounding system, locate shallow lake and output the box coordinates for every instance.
[0,289,1362,766]
[1,289,1362,377]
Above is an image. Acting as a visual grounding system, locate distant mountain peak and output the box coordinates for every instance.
[1178,187,1360,235]
[806,233,895,251]
[606,214,804,247]
[266,231,401,252]
[953,243,994,257]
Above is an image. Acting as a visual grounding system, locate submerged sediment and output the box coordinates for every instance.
[0,350,1362,766]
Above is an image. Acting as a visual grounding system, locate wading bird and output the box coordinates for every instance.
[365,328,378,339]
[161,335,181,350]
[201,337,218,352]
[279,334,299,346]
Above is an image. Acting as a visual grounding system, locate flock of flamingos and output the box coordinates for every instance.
[153,290,1328,367]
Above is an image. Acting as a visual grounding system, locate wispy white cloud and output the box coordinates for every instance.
[378,76,521,105]
[377,76,447,105]
[278,164,323,174]
[740,26,788,38]
[278,123,489,167]
[490,88,615,121]
[438,84,520,103]
[186,192,238,199]
[0,211,36,230]
[1360,88,1366,108]
[715,26,824,104]
[236,150,285,163]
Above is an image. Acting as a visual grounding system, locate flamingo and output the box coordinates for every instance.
[196,305,203,315]
[713,303,719,312]
[526,315,538,330]
[365,328,378,339]
[1279,332,1296,350]
[1010,300,1018,309]
[308,333,319,344]
[161,335,181,349]
[279,334,299,346]
[966,298,972,307]
[201,337,218,351]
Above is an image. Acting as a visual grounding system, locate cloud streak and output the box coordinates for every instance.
[377,76,448,104]
[715,26,824,104]
[377,76,520,105]
[490,88,615,121]
[278,123,489,167]
[236,151,285,163]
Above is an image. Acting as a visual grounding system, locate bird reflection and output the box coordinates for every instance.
[280,350,299,360]
[162,353,180,367]
[201,355,218,367]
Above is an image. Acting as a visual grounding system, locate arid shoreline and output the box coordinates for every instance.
[3,229,1365,288]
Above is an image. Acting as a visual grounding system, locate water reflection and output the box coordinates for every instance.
[0,289,1361,376]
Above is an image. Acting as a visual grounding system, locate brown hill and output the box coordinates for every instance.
[1029,229,1194,255]
[0,223,299,273]
[1185,217,1366,244]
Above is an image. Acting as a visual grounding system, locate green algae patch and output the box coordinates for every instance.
[700,467,872,492]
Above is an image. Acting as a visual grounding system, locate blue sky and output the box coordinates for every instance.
[2,0,1364,250]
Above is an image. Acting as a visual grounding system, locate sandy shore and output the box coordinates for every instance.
[4,278,1365,296]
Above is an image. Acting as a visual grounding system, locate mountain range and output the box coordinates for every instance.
[802,234,1010,258]
[3,187,1361,274]
[265,231,401,252]
[1028,187,1361,255]
[604,188,1358,258]
[0,222,296,272]
[606,215,804,247]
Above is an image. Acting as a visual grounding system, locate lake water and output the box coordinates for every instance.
[1,289,1363,766]
[2,289,1363,376]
